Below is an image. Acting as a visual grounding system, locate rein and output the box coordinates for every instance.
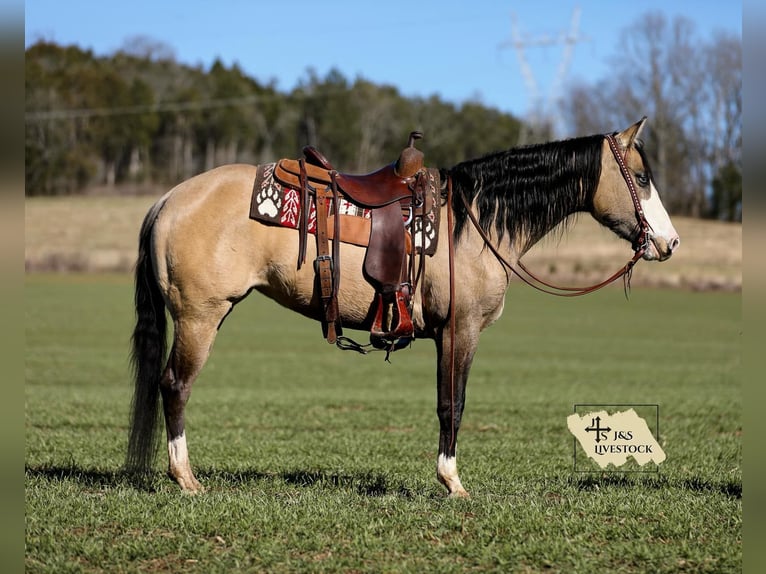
[453,133,652,297]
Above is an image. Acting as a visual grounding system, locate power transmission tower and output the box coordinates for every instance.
[500,7,588,143]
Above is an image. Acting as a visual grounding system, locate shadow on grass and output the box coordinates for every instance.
[198,468,419,498]
[25,463,419,498]
[27,464,740,500]
[25,464,159,492]
[572,473,742,499]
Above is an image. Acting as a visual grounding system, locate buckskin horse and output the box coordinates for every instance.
[127,118,679,497]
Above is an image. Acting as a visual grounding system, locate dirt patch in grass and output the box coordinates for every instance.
[25,195,741,291]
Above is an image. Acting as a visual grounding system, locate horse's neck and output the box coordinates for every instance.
[517,209,581,257]
[458,184,588,261]
[449,198,584,271]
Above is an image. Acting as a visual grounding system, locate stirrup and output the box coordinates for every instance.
[370,290,414,352]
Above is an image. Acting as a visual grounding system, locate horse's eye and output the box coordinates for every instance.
[635,172,650,187]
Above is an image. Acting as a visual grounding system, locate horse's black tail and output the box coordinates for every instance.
[126,207,167,475]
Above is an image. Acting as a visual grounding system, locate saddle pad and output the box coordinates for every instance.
[249,163,441,255]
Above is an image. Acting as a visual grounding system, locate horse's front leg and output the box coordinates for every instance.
[434,326,478,498]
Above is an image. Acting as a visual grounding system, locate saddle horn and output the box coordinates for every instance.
[396,131,425,178]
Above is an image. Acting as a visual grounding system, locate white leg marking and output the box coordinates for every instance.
[168,432,189,469]
[167,432,202,492]
[437,453,469,498]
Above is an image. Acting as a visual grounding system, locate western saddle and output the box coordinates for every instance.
[273,131,432,353]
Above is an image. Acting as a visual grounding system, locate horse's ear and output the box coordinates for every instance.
[615,117,648,149]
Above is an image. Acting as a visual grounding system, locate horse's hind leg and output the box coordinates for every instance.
[160,303,230,492]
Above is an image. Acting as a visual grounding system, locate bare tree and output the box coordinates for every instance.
[706,32,742,220]
[352,81,399,173]
[561,12,741,219]
[118,36,177,62]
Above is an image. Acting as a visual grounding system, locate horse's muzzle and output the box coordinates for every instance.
[643,234,680,261]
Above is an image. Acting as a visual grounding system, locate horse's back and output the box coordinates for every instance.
[161,163,257,224]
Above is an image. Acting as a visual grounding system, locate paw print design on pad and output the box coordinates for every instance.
[255,163,282,219]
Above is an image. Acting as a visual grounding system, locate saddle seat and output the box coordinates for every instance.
[333,163,420,209]
[299,131,425,209]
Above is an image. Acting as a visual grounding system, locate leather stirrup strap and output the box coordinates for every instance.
[315,177,338,343]
[331,175,341,301]
[298,159,309,269]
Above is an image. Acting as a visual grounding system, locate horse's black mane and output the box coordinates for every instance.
[445,134,605,247]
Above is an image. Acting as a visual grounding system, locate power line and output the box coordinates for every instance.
[499,7,589,140]
[25,94,268,122]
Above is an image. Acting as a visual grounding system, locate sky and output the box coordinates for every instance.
[25,1,741,124]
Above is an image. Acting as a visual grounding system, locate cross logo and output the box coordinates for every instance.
[584,416,611,443]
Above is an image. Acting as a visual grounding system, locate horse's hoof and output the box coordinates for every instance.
[179,480,205,494]
[448,488,470,499]
[170,471,205,494]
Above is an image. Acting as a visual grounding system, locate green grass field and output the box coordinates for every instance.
[25,274,741,573]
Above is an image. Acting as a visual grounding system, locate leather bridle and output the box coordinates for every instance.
[451,132,653,297]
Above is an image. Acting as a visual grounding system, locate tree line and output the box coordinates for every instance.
[25,40,523,198]
[25,13,741,221]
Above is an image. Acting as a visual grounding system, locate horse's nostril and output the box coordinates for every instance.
[669,237,680,252]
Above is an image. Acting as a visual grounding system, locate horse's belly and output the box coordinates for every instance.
[254,236,378,330]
